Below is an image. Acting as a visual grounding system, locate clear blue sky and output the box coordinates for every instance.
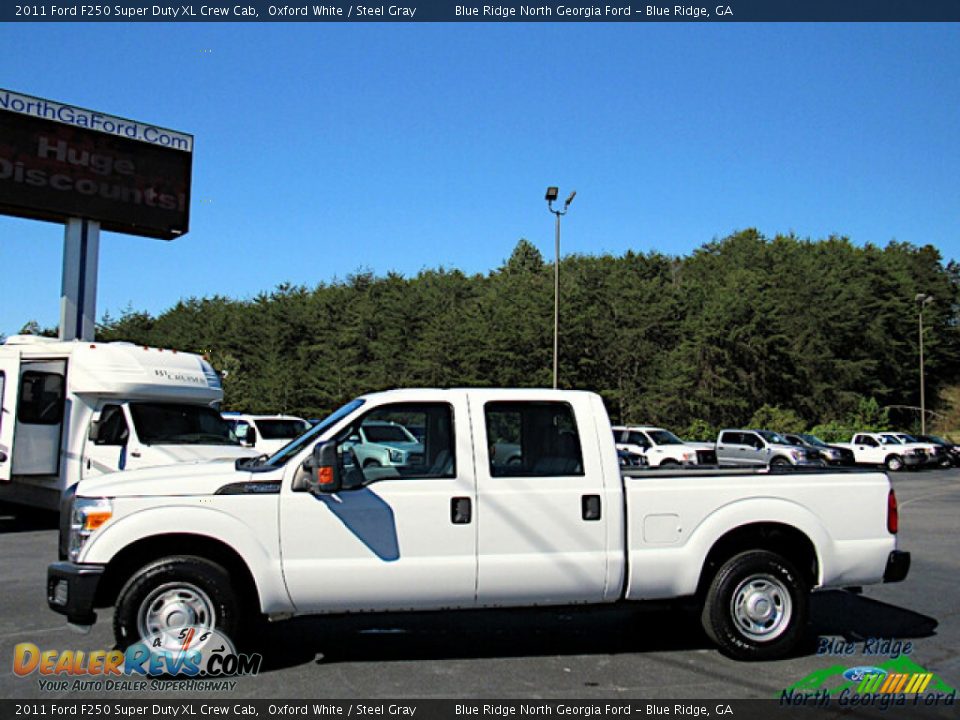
[1,23,958,336]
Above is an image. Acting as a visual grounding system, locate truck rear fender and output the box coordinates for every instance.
[626,497,831,600]
[80,504,291,614]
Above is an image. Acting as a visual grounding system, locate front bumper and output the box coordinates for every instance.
[47,562,104,625]
[883,550,911,583]
[902,454,924,468]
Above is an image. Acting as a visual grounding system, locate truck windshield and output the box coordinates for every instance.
[757,430,788,445]
[257,419,310,440]
[799,434,830,448]
[648,430,683,445]
[129,403,239,445]
[262,399,366,468]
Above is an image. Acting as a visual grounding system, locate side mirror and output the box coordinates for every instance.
[348,434,361,444]
[307,441,341,494]
[88,420,100,442]
[245,426,258,447]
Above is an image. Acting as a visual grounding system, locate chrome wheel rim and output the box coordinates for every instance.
[730,573,792,642]
[138,582,216,649]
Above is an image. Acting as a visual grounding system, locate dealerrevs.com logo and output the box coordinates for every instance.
[13,626,262,692]
[780,638,955,709]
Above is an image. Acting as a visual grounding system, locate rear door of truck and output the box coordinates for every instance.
[469,392,612,605]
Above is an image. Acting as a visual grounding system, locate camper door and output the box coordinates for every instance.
[10,360,67,477]
[0,356,19,482]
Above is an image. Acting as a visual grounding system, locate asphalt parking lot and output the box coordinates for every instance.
[1,468,958,701]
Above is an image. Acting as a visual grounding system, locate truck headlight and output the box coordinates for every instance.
[69,498,113,562]
[388,448,404,463]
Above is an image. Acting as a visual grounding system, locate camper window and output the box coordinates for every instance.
[18,371,65,425]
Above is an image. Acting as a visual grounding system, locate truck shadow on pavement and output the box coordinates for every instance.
[249,590,938,671]
[0,502,58,533]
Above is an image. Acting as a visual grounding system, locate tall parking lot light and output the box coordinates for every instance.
[545,187,576,389]
[916,292,934,434]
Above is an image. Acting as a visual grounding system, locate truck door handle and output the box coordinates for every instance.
[130,450,141,458]
[582,494,601,521]
[0,450,6,463]
[451,497,471,524]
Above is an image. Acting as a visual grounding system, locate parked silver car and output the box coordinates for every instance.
[716,429,822,467]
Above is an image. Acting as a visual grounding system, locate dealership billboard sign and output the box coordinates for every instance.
[0,89,193,240]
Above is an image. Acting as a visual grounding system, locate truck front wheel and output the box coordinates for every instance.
[885,455,904,472]
[700,550,808,660]
[113,556,241,650]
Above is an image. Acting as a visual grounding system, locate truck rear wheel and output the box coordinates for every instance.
[700,550,808,660]
[113,556,241,650]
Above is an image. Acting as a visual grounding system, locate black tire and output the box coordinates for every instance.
[363,458,382,469]
[770,457,791,467]
[113,556,241,650]
[885,454,904,472]
[659,458,679,467]
[700,550,808,661]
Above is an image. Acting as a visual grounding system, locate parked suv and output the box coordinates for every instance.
[716,429,821,467]
[343,419,424,469]
[783,433,855,466]
[890,432,946,467]
[916,435,960,467]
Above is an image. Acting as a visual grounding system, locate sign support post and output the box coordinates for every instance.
[59,218,100,342]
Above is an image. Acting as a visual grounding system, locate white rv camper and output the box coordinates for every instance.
[0,336,258,510]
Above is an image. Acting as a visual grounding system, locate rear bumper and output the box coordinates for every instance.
[883,550,911,583]
[47,561,104,626]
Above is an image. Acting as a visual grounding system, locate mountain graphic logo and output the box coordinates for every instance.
[782,655,955,697]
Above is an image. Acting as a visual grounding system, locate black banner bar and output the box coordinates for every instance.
[3,0,960,22]
[1,698,958,720]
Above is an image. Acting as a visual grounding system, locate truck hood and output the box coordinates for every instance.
[76,461,257,498]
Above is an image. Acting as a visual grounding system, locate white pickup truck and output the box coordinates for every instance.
[833,432,927,472]
[47,388,909,661]
[612,425,717,467]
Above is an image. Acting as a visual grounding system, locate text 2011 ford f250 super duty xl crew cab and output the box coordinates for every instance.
[47,389,910,660]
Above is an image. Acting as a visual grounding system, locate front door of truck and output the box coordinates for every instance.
[0,357,19,482]
[279,394,478,612]
[472,396,610,605]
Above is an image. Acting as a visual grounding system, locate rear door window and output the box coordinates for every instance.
[485,401,583,477]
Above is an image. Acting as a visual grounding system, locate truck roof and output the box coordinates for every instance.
[1,337,223,403]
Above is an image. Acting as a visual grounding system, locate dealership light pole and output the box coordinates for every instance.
[916,292,934,435]
[545,187,576,389]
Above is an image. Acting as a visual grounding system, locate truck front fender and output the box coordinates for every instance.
[80,501,292,614]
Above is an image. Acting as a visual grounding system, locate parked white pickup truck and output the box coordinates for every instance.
[612,426,717,467]
[833,432,926,472]
[47,389,909,661]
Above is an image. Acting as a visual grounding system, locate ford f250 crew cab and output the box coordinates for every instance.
[47,388,909,661]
